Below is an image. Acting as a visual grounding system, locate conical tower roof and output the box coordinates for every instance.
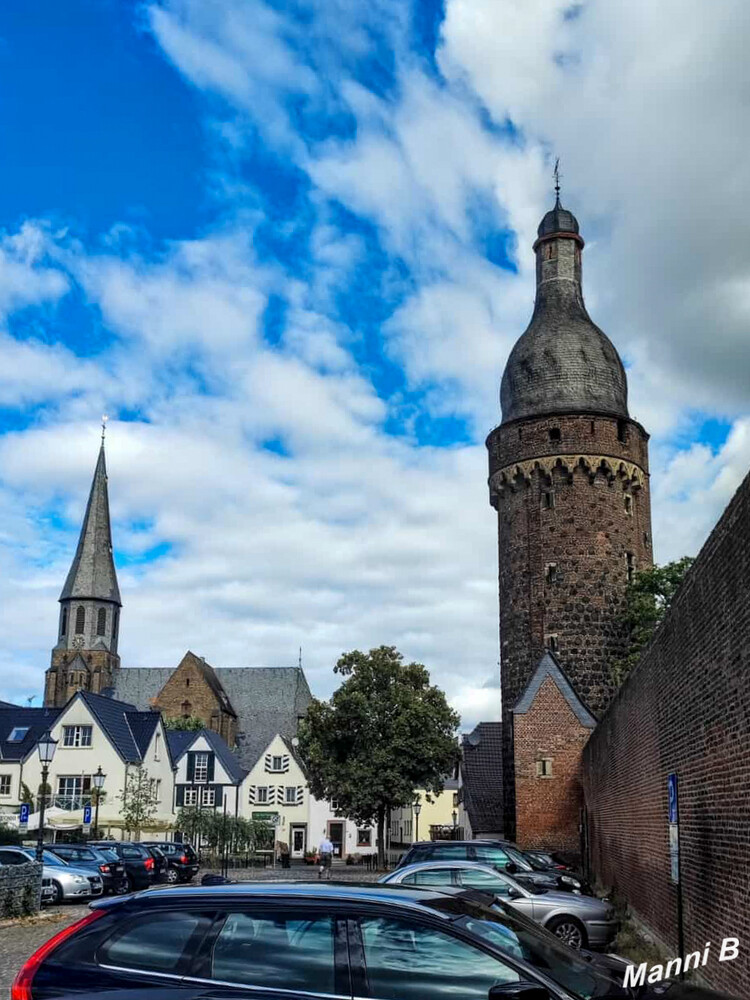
[59,444,121,605]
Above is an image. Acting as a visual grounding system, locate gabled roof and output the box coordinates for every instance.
[0,700,18,709]
[0,707,61,761]
[513,652,597,728]
[460,722,504,834]
[77,691,169,765]
[60,444,121,605]
[167,728,246,784]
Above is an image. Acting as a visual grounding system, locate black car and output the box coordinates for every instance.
[11,882,737,1000]
[142,844,168,884]
[140,841,199,884]
[89,841,155,892]
[398,841,592,894]
[44,844,127,895]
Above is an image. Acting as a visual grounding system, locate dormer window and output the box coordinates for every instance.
[193,752,209,783]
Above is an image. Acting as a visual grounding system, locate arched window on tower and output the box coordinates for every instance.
[75,606,86,635]
[60,607,68,637]
[97,607,107,636]
[113,609,119,643]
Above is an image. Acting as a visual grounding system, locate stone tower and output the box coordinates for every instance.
[486,195,653,840]
[44,442,122,707]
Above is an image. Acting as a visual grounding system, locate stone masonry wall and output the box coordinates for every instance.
[514,676,592,852]
[154,655,237,746]
[0,861,42,918]
[487,412,652,839]
[582,469,750,998]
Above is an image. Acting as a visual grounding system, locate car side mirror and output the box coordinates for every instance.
[507,887,523,899]
[489,983,551,1000]
[505,862,519,874]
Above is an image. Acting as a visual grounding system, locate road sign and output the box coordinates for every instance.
[19,803,29,835]
[83,804,92,831]
[668,772,679,825]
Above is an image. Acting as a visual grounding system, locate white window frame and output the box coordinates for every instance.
[193,752,209,783]
[285,786,298,805]
[536,758,554,778]
[201,787,215,807]
[256,786,269,804]
[154,732,161,762]
[63,725,93,748]
[7,727,29,743]
[183,788,198,806]
[0,775,11,796]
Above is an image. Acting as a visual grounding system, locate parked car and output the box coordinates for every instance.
[45,844,127,895]
[40,876,56,905]
[89,841,154,892]
[0,846,103,904]
[397,840,592,894]
[380,860,617,949]
[142,844,168,884]
[11,882,738,1000]
[140,840,199,884]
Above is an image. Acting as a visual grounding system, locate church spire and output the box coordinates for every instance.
[59,441,121,605]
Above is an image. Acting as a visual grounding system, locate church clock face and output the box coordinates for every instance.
[72,635,85,648]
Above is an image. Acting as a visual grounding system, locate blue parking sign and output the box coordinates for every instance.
[19,803,30,824]
[667,773,678,824]
[83,805,92,826]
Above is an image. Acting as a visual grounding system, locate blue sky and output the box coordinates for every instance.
[0,0,749,721]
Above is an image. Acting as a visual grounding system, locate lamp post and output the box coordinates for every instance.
[451,809,457,840]
[92,766,106,839]
[413,798,422,844]
[36,731,58,861]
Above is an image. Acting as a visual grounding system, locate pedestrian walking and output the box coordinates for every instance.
[318,833,334,879]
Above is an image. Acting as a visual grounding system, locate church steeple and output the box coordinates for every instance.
[44,437,122,707]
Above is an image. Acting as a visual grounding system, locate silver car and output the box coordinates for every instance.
[0,845,103,904]
[380,860,618,950]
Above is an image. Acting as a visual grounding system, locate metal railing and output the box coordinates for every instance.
[51,794,92,811]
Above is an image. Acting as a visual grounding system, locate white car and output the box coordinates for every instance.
[0,845,103,904]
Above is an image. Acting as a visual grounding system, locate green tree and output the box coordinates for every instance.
[20,782,34,807]
[119,766,159,839]
[163,715,205,731]
[298,646,461,868]
[613,556,695,684]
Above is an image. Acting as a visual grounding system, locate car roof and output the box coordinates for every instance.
[409,840,513,848]
[92,880,475,915]
[390,860,509,875]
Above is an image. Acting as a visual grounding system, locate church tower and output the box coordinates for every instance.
[44,440,122,707]
[486,192,653,840]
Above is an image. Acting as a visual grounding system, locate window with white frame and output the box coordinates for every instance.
[255,786,269,804]
[193,753,209,783]
[150,778,162,803]
[265,753,289,773]
[285,786,301,805]
[7,727,29,743]
[63,725,93,748]
[0,775,11,796]
[201,787,215,806]
[154,732,161,762]
[184,788,198,806]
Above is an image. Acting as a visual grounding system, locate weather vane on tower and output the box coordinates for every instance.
[101,414,109,443]
[554,158,561,204]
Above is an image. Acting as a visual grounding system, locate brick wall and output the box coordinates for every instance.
[154,654,237,746]
[583,469,750,998]
[0,861,42,918]
[514,675,591,852]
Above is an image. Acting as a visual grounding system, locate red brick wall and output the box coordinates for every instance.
[514,676,591,852]
[582,470,750,998]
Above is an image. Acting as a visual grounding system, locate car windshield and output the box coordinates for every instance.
[424,895,624,1000]
[504,846,534,871]
[29,849,69,866]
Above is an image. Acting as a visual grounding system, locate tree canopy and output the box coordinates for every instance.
[119,765,159,838]
[614,556,694,683]
[163,714,205,731]
[297,645,461,866]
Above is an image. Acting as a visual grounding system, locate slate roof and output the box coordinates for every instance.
[500,201,628,425]
[114,665,312,772]
[537,196,580,238]
[460,722,504,835]
[60,444,121,604]
[514,652,597,728]
[0,706,62,761]
[79,691,166,764]
[167,728,246,784]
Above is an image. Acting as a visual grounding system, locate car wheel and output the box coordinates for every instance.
[547,916,587,950]
[51,880,63,905]
[166,867,179,884]
[125,874,135,893]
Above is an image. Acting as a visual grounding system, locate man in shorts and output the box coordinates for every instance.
[318,834,334,878]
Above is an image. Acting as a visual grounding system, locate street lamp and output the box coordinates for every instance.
[36,731,58,861]
[413,798,422,844]
[451,809,457,840]
[92,766,106,839]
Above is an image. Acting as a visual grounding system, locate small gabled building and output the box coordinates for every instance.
[168,728,246,815]
[457,722,504,839]
[512,652,596,852]
[21,691,175,837]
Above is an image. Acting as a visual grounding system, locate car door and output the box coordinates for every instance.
[181,905,352,1000]
[349,912,527,1000]
[454,868,536,919]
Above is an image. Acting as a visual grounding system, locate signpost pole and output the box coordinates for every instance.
[668,773,685,981]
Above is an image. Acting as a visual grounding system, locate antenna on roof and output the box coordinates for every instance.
[27,695,36,706]
[553,158,561,205]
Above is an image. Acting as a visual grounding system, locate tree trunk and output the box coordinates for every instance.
[377,805,386,869]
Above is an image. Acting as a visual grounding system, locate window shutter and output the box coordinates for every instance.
[207,755,215,782]
[176,785,185,807]
[186,753,195,781]
[265,754,272,771]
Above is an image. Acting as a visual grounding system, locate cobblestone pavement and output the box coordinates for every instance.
[0,865,382,997]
